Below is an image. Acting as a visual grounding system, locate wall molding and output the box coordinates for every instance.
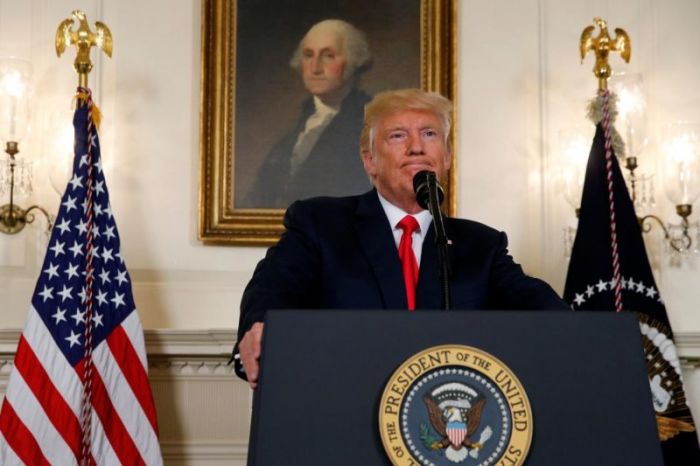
[159,441,247,461]
[0,328,236,356]
[2,327,700,360]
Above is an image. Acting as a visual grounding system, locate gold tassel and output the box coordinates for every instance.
[73,90,102,130]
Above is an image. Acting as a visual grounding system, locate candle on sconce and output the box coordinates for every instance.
[609,73,648,162]
[558,125,595,212]
[0,60,32,144]
[9,95,17,140]
[662,123,700,207]
[5,71,25,141]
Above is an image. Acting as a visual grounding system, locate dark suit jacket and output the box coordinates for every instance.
[234,190,567,379]
[242,88,372,208]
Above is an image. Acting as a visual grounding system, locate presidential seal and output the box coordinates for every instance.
[379,345,532,466]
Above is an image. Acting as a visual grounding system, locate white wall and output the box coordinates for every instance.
[458,0,700,333]
[1,0,700,455]
[0,0,266,330]
[1,0,698,331]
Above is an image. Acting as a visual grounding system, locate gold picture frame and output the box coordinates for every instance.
[199,0,457,245]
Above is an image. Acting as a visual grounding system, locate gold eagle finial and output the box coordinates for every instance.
[580,17,631,90]
[55,10,113,88]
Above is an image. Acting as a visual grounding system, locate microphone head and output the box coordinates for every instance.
[413,170,444,210]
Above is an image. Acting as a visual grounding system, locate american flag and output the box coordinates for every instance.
[0,89,162,465]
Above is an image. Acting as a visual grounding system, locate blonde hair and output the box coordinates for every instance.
[360,88,452,153]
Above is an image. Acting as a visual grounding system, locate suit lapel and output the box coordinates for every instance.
[354,191,408,309]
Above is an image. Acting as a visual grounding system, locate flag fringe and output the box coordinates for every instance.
[73,91,102,130]
[587,93,625,159]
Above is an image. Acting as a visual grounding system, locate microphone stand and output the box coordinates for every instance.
[426,175,451,310]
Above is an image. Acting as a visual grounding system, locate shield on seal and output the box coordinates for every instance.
[446,421,468,447]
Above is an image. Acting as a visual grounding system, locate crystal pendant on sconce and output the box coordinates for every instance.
[0,158,8,196]
[624,171,656,214]
[663,219,700,267]
[0,157,32,198]
[563,226,577,259]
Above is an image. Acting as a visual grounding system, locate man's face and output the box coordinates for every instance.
[362,109,451,213]
[300,27,348,101]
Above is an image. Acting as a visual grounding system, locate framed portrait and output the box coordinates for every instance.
[199,0,456,245]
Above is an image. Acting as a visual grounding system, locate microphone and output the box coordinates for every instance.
[413,171,444,211]
[412,171,451,310]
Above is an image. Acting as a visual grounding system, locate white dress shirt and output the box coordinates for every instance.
[289,96,339,175]
[377,191,433,265]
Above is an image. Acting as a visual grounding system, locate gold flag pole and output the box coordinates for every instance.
[579,17,631,91]
[55,10,113,89]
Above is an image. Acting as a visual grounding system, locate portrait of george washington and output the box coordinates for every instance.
[233,0,421,209]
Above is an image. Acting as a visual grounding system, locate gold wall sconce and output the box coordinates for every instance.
[559,73,700,257]
[0,57,52,235]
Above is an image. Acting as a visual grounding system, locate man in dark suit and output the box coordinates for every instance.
[235,89,568,387]
[244,19,373,208]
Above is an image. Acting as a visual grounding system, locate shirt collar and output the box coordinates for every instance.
[376,191,432,235]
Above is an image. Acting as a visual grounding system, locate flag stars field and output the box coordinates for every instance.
[50,240,65,257]
[65,263,79,280]
[56,218,71,235]
[57,285,73,302]
[68,174,83,190]
[102,247,114,263]
[65,330,81,348]
[69,241,84,257]
[104,225,115,241]
[71,309,85,325]
[98,269,110,284]
[38,286,53,302]
[44,263,59,280]
[76,218,88,234]
[115,270,128,285]
[111,291,125,308]
[52,307,67,324]
[96,290,108,306]
[62,195,77,212]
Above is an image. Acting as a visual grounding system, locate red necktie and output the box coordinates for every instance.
[397,215,419,310]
